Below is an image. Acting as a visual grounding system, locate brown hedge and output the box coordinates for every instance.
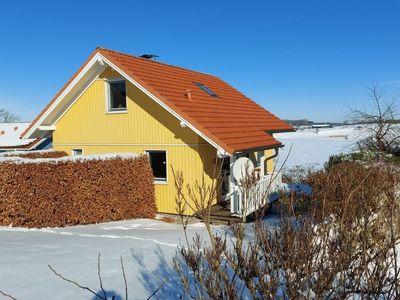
[0,155,156,228]
[1,150,68,159]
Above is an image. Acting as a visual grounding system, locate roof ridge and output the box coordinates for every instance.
[96,47,220,79]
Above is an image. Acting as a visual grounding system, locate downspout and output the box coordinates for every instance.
[260,147,279,176]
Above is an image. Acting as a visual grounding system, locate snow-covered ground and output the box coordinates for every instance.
[0,216,281,299]
[275,125,363,169]
[0,219,211,299]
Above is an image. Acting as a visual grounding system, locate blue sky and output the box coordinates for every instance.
[0,0,399,122]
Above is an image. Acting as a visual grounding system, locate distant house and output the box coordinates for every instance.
[0,122,51,152]
[21,48,293,217]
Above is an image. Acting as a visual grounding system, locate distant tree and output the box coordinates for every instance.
[284,118,312,127]
[350,85,400,155]
[0,108,20,123]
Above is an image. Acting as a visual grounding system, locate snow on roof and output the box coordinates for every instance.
[0,122,36,147]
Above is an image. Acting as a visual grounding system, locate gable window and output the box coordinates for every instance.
[194,82,218,97]
[107,79,127,112]
[72,149,83,156]
[146,150,167,183]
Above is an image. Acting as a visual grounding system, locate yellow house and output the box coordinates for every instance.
[22,48,293,217]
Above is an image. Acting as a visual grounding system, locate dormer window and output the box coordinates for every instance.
[106,79,127,112]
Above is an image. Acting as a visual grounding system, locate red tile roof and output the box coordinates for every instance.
[24,48,293,154]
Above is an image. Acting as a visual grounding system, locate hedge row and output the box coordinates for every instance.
[0,150,68,159]
[0,154,156,228]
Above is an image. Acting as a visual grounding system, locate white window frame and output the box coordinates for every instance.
[145,150,168,184]
[72,149,83,156]
[104,78,128,114]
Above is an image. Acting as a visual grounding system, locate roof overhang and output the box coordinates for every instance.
[233,142,283,155]
[21,54,107,139]
[0,138,47,151]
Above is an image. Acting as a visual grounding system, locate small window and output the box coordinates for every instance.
[72,149,83,156]
[107,80,127,111]
[194,82,218,97]
[146,151,167,182]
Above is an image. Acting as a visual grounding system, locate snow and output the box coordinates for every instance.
[0,123,35,147]
[0,219,215,299]
[275,125,363,169]
[0,152,140,164]
[0,149,56,157]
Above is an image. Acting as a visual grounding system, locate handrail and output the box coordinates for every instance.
[231,173,282,217]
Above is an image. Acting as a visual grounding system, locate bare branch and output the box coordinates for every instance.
[146,281,166,300]
[0,289,17,300]
[120,256,128,300]
[97,253,107,300]
[48,264,106,300]
[350,85,400,153]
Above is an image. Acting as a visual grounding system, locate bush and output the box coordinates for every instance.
[0,154,156,227]
[174,162,400,299]
[325,150,400,171]
[282,164,317,183]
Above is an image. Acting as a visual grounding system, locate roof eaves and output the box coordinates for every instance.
[232,142,283,154]
[0,138,43,150]
[20,50,100,139]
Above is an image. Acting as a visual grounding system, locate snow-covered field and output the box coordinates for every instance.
[275,125,363,169]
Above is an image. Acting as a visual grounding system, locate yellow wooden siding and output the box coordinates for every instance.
[265,149,276,174]
[248,149,276,175]
[54,68,201,146]
[53,68,217,214]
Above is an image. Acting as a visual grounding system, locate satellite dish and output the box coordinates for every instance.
[232,157,254,183]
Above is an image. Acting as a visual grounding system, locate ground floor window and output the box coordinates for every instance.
[72,149,83,156]
[145,150,167,182]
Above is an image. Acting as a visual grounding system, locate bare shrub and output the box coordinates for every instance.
[172,156,224,247]
[351,85,400,155]
[283,164,317,183]
[173,161,400,299]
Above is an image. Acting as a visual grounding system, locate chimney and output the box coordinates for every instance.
[140,54,159,60]
[185,89,192,100]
